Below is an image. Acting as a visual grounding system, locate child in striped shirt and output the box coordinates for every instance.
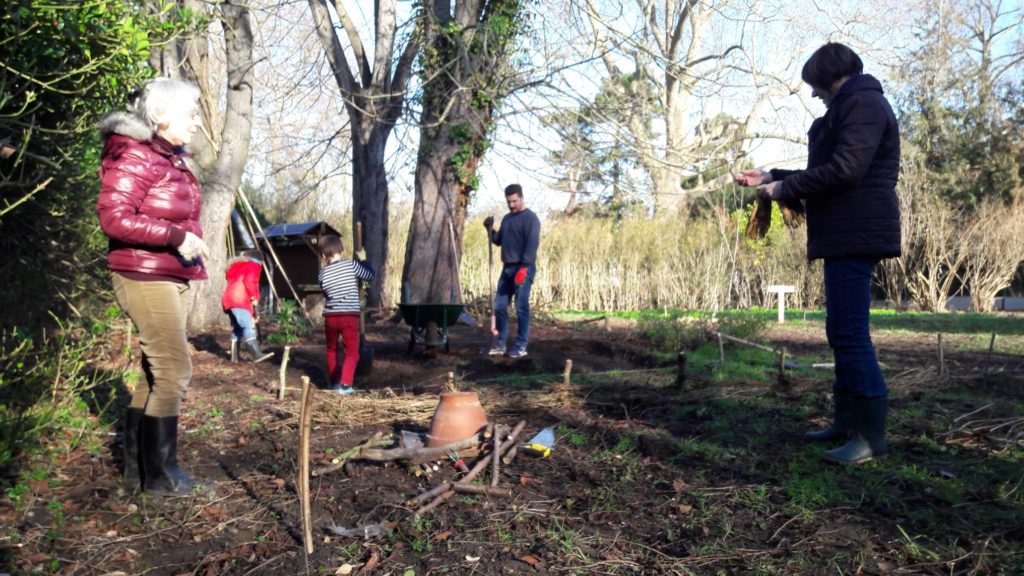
[318,235,374,395]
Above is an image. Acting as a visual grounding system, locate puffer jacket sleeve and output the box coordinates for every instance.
[97,142,180,248]
[778,94,888,201]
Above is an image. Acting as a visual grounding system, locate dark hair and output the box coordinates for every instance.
[801,42,863,89]
[504,184,523,197]
[319,235,344,259]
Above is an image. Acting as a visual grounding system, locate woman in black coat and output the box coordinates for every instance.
[736,42,901,464]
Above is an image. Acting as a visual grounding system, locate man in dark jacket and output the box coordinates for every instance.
[483,184,541,358]
[736,42,900,464]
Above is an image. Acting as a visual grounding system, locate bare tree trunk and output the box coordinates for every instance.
[144,0,255,331]
[307,0,418,309]
[402,138,469,305]
[402,0,525,310]
[351,125,391,308]
[187,1,255,331]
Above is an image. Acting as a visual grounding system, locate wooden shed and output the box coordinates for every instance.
[256,221,342,302]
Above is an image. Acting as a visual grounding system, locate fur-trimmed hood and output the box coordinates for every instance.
[98,111,154,143]
[98,110,199,176]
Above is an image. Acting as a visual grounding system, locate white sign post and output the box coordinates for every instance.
[766,285,796,324]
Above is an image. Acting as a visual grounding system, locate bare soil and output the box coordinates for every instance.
[3,315,1023,575]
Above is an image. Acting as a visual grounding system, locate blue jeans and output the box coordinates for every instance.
[494,263,535,352]
[227,308,256,342]
[824,258,887,398]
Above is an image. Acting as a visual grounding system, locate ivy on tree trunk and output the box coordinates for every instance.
[402,0,526,309]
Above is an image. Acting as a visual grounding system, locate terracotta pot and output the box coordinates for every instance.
[426,391,488,447]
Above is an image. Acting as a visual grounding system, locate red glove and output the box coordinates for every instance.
[514,266,528,286]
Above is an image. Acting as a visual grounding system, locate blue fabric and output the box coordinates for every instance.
[228,307,256,341]
[824,258,887,398]
[493,263,535,353]
[492,209,541,265]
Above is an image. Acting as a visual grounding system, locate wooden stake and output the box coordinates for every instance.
[562,359,573,385]
[936,333,945,376]
[983,332,996,382]
[297,376,315,555]
[777,347,787,386]
[717,333,725,368]
[676,351,687,389]
[490,425,501,488]
[278,345,291,400]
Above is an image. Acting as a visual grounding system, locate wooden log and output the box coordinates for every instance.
[453,484,512,498]
[297,376,315,555]
[710,330,777,354]
[311,432,391,477]
[415,490,454,515]
[410,420,526,510]
[502,444,519,466]
[358,433,485,464]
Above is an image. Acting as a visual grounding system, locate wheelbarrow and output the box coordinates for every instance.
[399,303,465,354]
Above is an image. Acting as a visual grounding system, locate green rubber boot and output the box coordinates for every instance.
[823,397,889,464]
[805,392,852,442]
[244,338,273,363]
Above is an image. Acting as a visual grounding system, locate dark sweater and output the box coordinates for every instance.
[771,74,901,262]
[491,209,541,265]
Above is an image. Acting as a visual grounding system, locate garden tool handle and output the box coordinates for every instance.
[355,221,365,335]
[521,443,551,458]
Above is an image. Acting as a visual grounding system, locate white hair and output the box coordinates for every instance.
[129,78,201,130]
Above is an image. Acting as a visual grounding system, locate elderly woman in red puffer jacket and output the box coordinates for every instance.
[97,77,211,494]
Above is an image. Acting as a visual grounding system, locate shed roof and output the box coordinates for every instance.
[259,221,341,238]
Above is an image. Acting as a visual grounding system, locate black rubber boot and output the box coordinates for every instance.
[823,397,889,464]
[230,339,239,363]
[123,407,144,484]
[140,415,208,494]
[805,392,853,442]
[244,338,273,363]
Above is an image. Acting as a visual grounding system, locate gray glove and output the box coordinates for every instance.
[178,231,209,262]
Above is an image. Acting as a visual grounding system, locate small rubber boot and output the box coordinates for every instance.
[244,338,273,363]
[140,415,210,494]
[805,392,853,442]
[229,339,239,363]
[823,397,889,464]
[123,407,144,484]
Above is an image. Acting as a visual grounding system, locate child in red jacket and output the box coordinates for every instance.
[222,250,273,363]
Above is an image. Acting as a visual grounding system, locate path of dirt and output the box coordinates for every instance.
[4,316,1023,575]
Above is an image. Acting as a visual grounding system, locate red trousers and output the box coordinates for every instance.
[324,314,360,386]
